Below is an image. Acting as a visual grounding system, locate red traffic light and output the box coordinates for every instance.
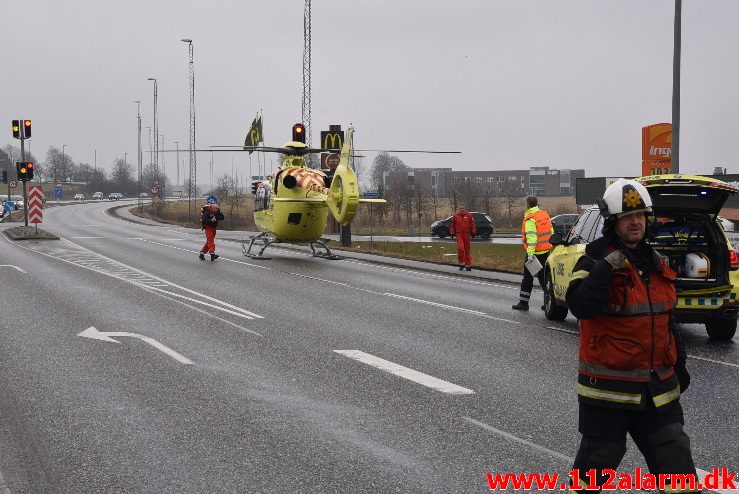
[23,119,32,138]
[292,123,305,143]
[27,162,34,169]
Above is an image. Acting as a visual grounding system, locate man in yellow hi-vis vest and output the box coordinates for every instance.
[512,195,553,311]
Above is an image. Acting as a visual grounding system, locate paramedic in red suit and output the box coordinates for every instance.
[199,203,225,261]
[450,203,476,271]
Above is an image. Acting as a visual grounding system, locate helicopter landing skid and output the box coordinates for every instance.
[309,238,340,260]
[242,233,274,259]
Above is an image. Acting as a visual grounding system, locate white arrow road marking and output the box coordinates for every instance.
[78,326,193,365]
[335,350,474,395]
[0,264,27,273]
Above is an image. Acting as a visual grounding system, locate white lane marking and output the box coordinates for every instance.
[152,289,262,337]
[688,354,739,369]
[137,238,270,270]
[696,468,739,494]
[334,350,474,395]
[341,258,519,290]
[0,264,27,273]
[546,325,579,335]
[464,416,573,463]
[138,283,259,320]
[78,326,193,365]
[289,272,349,286]
[4,236,263,321]
[383,293,488,315]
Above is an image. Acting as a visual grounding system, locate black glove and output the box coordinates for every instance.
[675,362,690,393]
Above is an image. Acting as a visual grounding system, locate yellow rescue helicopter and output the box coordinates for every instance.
[242,123,383,259]
[208,122,459,259]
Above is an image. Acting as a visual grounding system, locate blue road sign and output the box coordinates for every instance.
[206,195,218,204]
[361,192,380,198]
[54,186,63,199]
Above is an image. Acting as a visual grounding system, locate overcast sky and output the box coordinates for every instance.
[3,0,738,185]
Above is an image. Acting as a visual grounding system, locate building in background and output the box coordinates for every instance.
[383,166,584,198]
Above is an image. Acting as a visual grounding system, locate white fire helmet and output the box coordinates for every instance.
[598,178,653,219]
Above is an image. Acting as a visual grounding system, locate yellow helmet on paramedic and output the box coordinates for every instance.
[598,178,653,219]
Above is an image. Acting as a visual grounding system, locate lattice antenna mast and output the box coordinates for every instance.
[302,0,312,147]
[182,39,197,217]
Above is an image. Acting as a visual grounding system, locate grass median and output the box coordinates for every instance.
[327,239,523,273]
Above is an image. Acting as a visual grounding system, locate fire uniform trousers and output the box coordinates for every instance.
[517,206,553,304]
[565,235,697,493]
[450,211,476,266]
[200,207,224,254]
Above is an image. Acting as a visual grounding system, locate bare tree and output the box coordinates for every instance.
[428,188,444,221]
[369,152,408,197]
[214,174,242,229]
[499,180,525,225]
[111,158,135,193]
[44,146,74,184]
[413,185,429,233]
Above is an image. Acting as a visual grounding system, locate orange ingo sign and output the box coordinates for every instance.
[641,123,672,176]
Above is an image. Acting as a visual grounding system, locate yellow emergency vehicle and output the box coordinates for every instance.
[543,174,739,340]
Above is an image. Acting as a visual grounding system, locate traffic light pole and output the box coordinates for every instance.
[20,136,28,227]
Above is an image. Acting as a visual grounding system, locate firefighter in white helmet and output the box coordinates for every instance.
[565,178,698,492]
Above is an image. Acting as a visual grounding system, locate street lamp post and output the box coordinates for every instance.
[146,126,152,168]
[147,78,158,176]
[134,100,142,192]
[159,133,165,187]
[62,144,66,185]
[181,38,196,218]
[174,140,180,187]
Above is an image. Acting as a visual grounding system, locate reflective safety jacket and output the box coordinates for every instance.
[566,236,684,411]
[450,211,476,237]
[521,206,553,255]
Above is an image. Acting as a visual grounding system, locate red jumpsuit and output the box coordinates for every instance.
[450,211,476,266]
[200,205,222,254]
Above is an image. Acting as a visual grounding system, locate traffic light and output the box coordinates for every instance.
[292,123,305,143]
[23,120,32,138]
[16,162,26,181]
[12,120,20,139]
[26,162,34,180]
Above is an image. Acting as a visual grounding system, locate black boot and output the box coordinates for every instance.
[198,253,205,261]
[210,254,219,261]
[511,301,529,311]
[459,265,464,271]
[465,266,472,271]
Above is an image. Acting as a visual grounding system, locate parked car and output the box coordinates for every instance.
[74,193,85,201]
[108,193,124,200]
[543,174,739,340]
[92,191,104,200]
[430,212,494,239]
[550,214,579,238]
[139,192,149,199]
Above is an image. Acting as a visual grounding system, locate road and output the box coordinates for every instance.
[0,201,736,493]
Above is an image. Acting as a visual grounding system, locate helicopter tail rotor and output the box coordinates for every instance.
[326,128,360,225]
